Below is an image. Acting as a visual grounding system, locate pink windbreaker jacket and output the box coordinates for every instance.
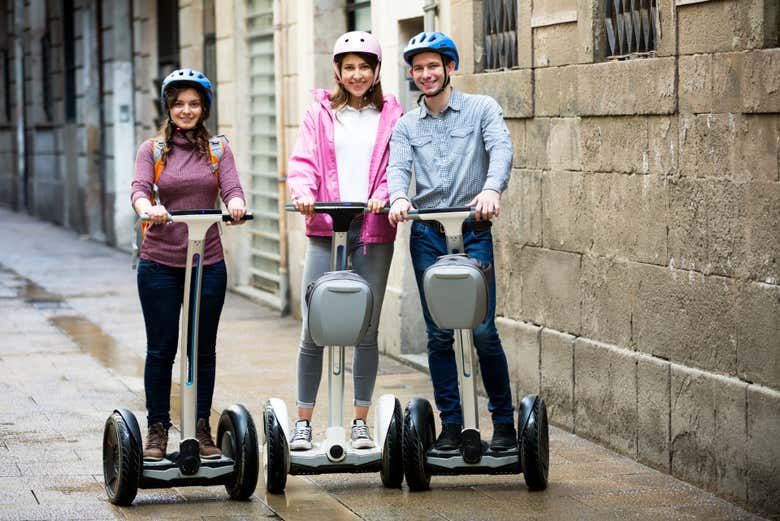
[287,89,404,244]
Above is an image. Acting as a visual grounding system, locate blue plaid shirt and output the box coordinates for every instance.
[387,88,513,209]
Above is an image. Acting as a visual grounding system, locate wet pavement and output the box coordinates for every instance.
[0,207,767,521]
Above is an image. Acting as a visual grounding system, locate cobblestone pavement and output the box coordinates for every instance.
[0,208,767,521]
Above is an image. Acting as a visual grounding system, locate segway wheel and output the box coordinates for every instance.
[403,398,435,492]
[519,396,549,491]
[217,404,260,500]
[380,397,404,488]
[262,401,288,494]
[102,411,141,505]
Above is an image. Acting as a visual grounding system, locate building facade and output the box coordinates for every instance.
[0,1,777,518]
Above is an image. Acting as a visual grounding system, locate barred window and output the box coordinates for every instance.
[483,0,517,71]
[605,0,657,58]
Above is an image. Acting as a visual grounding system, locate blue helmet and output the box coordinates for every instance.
[402,31,459,70]
[160,68,213,113]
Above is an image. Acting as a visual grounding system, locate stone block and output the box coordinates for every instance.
[670,365,747,503]
[679,113,779,182]
[678,0,778,54]
[540,328,574,429]
[633,264,738,375]
[452,70,533,119]
[518,0,533,68]
[493,169,542,249]
[496,318,541,399]
[654,0,678,57]
[493,236,518,319]
[215,0,236,39]
[548,117,580,171]
[743,48,780,113]
[576,57,676,116]
[737,282,780,389]
[512,118,550,170]
[637,354,670,471]
[581,255,635,348]
[574,338,638,457]
[746,384,780,520]
[679,52,743,114]
[541,170,590,252]
[580,116,677,175]
[586,172,668,264]
[521,247,581,334]
[534,22,579,67]
[534,65,577,117]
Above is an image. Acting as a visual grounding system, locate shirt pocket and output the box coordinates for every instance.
[410,134,435,173]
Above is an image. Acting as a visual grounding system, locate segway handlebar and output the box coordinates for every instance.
[285,202,367,213]
[139,209,254,223]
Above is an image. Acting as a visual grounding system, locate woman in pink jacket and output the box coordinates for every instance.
[287,31,403,450]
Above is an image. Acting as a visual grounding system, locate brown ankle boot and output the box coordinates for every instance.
[196,418,221,459]
[143,423,168,461]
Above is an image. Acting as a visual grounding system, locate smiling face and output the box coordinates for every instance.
[168,87,203,129]
[410,51,455,96]
[339,53,376,100]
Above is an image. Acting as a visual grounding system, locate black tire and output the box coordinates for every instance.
[262,401,288,494]
[217,404,260,500]
[519,396,549,491]
[380,398,404,488]
[102,412,141,505]
[402,398,435,492]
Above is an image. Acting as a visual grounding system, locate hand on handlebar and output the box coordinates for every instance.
[145,204,169,225]
[467,189,501,221]
[367,198,386,214]
[225,197,248,225]
[292,195,315,216]
[388,199,414,227]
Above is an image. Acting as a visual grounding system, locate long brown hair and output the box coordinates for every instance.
[330,52,384,112]
[155,83,212,165]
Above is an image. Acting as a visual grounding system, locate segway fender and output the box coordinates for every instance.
[374,394,397,449]
[113,408,142,449]
[518,395,540,436]
[267,398,290,440]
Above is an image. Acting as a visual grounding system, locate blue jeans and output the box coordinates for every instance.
[410,221,515,426]
[137,259,227,428]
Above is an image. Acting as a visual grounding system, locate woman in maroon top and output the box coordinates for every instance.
[130,69,247,462]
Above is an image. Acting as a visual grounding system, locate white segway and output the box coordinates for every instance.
[401,207,549,491]
[263,202,403,493]
[102,209,259,505]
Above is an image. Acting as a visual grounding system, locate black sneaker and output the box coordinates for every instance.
[434,423,462,451]
[490,422,517,451]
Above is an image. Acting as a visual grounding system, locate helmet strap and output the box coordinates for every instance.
[423,66,451,99]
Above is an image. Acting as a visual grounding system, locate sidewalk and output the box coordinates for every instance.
[0,207,766,521]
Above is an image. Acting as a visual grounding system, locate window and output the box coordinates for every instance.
[63,0,76,121]
[483,0,518,71]
[605,0,657,58]
[346,0,370,32]
[41,31,53,121]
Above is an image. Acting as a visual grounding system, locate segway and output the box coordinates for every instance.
[401,207,549,491]
[262,202,403,493]
[102,209,259,505]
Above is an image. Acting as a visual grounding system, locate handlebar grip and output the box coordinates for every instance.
[222,211,253,222]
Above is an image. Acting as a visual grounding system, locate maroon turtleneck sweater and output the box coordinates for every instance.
[131,133,245,267]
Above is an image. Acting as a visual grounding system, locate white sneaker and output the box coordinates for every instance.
[350,419,375,449]
[289,419,312,450]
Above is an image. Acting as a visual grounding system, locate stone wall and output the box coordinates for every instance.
[450,0,779,518]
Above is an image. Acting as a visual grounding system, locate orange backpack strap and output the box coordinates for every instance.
[208,134,227,185]
[150,138,165,203]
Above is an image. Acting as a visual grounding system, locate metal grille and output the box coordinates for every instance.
[245,0,282,301]
[605,0,657,57]
[483,0,517,71]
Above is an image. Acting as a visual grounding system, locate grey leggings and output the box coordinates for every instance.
[297,220,393,408]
